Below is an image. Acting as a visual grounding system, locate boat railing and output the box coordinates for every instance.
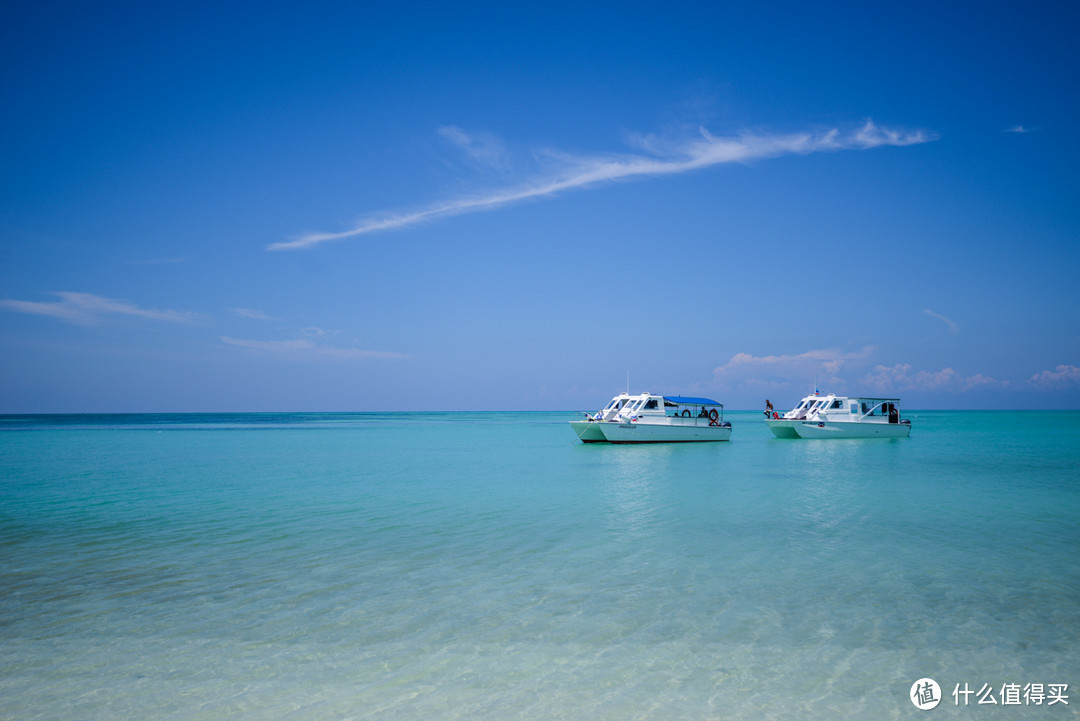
[618,404,726,426]
[667,408,726,426]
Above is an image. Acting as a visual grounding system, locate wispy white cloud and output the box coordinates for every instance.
[713,346,876,391]
[1029,364,1080,387]
[438,125,511,171]
[221,337,312,353]
[962,373,1001,390]
[861,363,1000,393]
[716,346,876,375]
[270,119,934,251]
[220,336,406,360]
[230,307,281,322]
[714,347,1008,396]
[1004,125,1035,134]
[923,309,959,335]
[0,292,199,326]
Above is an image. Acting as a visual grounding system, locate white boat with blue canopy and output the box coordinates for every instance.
[571,393,732,443]
[765,393,910,439]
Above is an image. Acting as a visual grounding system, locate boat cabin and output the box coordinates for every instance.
[615,394,727,425]
[590,393,633,421]
[787,394,903,423]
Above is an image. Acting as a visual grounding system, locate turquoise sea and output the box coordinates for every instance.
[1,411,1078,720]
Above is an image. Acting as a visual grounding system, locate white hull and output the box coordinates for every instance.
[599,420,732,443]
[793,421,911,439]
[569,420,607,443]
[765,419,800,438]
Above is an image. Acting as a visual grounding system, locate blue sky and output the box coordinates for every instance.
[2,1,1078,412]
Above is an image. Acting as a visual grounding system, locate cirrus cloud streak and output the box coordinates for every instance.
[220,336,406,360]
[0,292,199,326]
[923,309,959,335]
[270,120,933,251]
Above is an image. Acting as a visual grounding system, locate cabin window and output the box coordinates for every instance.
[850,403,858,414]
[830,400,842,409]
[644,399,659,410]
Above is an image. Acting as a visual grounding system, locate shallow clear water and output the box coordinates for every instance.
[1,411,1078,720]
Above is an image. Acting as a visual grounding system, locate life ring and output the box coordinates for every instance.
[708,409,719,421]
[681,409,691,417]
[709,417,719,426]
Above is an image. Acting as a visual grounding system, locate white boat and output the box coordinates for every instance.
[763,394,822,438]
[571,393,732,443]
[569,392,633,443]
[764,393,910,439]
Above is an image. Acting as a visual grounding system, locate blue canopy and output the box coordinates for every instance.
[664,396,722,406]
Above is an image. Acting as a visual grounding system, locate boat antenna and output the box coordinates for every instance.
[626,370,630,394]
